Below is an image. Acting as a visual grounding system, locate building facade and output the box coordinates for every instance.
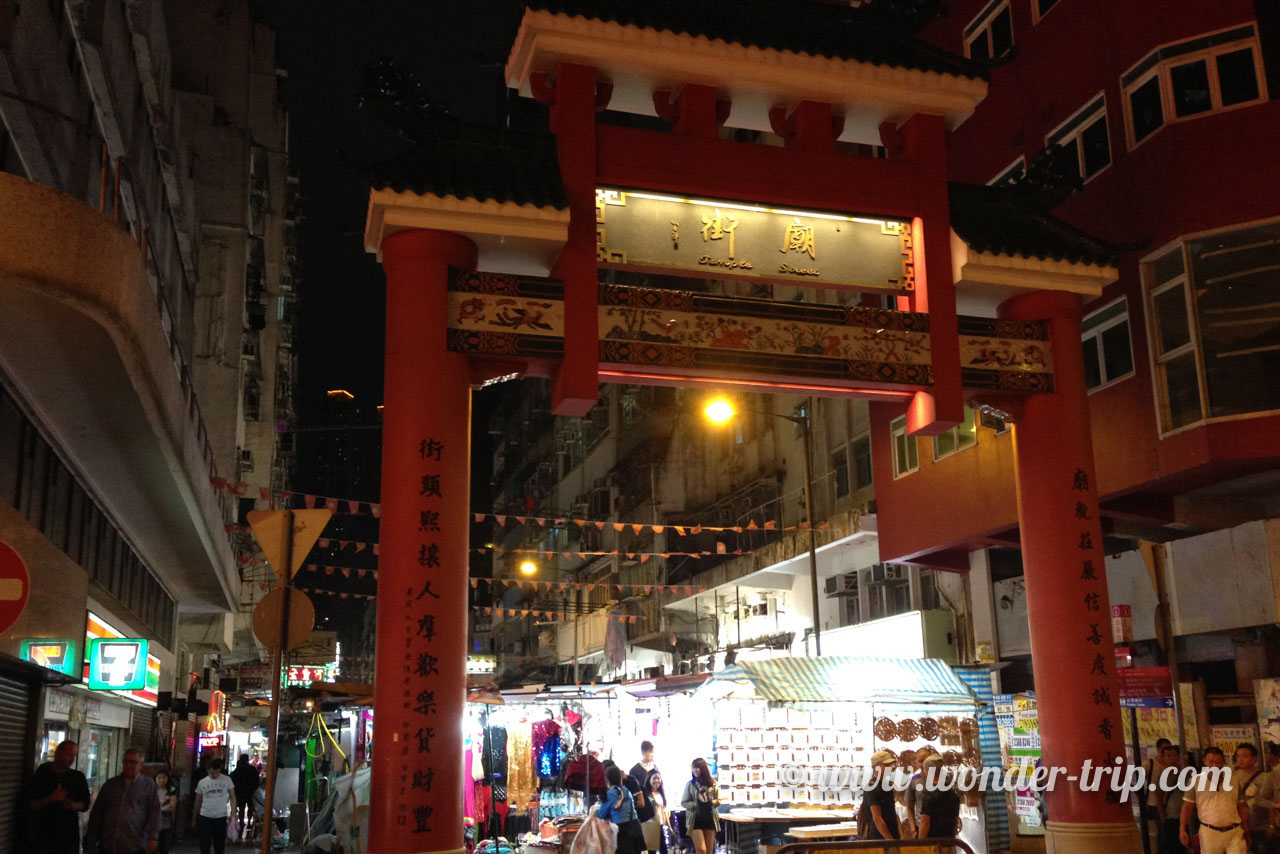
[0,0,295,841]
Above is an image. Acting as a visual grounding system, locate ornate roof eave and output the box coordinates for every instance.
[506,7,988,141]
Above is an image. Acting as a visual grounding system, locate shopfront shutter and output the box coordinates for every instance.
[130,706,155,760]
[0,670,37,854]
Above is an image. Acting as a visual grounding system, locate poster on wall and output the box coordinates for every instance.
[1255,678,1280,747]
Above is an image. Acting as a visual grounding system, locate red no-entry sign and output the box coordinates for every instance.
[0,541,31,634]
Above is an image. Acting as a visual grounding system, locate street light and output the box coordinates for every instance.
[519,560,538,576]
[703,395,824,656]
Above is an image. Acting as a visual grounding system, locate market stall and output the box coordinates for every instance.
[696,656,987,854]
[464,685,622,850]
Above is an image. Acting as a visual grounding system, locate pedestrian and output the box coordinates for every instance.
[1148,739,1173,844]
[598,765,644,854]
[1235,744,1276,854]
[24,740,91,854]
[1180,747,1249,854]
[680,758,720,854]
[629,741,659,797]
[154,771,177,854]
[191,758,236,854]
[917,756,961,847]
[230,755,259,840]
[619,766,648,850]
[640,770,671,854]
[901,747,933,838]
[83,749,160,854]
[858,750,901,841]
[1156,744,1186,854]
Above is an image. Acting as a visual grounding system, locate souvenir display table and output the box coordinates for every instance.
[720,808,856,854]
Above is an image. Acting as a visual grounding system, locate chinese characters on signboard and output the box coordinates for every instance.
[595,188,913,292]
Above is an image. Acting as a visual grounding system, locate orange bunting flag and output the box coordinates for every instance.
[347,501,360,514]
[495,515,506,525]
[747,520,758,530]
[653,525,664,533]
[555,518,566,525]
[370,504,381,518]
[697,586,707,593]
[325,567,334,575]
[586,583,596,592]
[515,516,526,525]
[642,586,652,595]
[326,498,339,512]
[355,543,366,553]
[339,540,349,549]
[632,524,644,535]
[612,523,624,532]
[373,544,380,556]
[470,578,479,588]
[575,519,585,527]
[692,525,703,534]
[640,555,650,564]
[685,586,694,595]
[594,521,605,530]
[764,520,777,530]
[260,487,271,500]
[474,513,484,523]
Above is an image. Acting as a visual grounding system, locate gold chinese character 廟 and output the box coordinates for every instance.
[780,217,815,259]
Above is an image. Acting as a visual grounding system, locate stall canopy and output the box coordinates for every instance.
[702,656,978,707]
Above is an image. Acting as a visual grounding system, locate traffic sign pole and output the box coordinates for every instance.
[261,510,293,854]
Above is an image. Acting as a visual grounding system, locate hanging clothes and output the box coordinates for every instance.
[507,725,534,809]
[482,726,508,784]
[464,736,478,821]
[531,719,563,779]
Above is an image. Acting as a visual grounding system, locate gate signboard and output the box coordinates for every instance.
[595,188,914,292]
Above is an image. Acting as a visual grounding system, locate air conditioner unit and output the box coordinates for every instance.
[824,573,858,597]
[870,563,907,583]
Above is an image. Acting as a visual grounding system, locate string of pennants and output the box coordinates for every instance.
[477,606,646,623]
[471,513,847,535]
[295,585,649,621]
[211,477,846,535]
[212,479,380,517]
[292,564,709,597]
[472,578,708,596]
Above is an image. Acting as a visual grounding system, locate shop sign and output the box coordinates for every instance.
[204,690,228,733]
[595,187,913,292]
[85,611,160,706]
[197,733,225,750]
[1211,724,1259,758]
[20,638,79,677]
[466,654,496,675]
[238,664,271,692]
[285,662,337,686]
[1111,604,1133,644]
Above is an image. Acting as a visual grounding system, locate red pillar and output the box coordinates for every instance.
[1000,290,1138,854]
[371,228,477,854]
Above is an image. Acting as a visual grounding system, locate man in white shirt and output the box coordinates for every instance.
[1180,747,1249,854]
[191,759,236,854]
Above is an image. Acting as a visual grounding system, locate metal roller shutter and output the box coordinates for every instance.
[0,670,36,854]
[130,707,155,759]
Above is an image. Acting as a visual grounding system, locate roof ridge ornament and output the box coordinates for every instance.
[357,57,457,144]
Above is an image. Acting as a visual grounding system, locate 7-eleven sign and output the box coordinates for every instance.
[87,638,149,690]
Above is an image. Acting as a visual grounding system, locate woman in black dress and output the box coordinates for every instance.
[679,759,720,854]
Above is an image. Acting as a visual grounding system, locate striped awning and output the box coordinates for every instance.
[705,656,978,707]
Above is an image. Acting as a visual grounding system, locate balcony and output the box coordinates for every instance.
[0,169,238,611]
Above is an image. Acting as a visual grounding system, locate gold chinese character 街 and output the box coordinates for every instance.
[700,208,738,259]
[780,217,816,259]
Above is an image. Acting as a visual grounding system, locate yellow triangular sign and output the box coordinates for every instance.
[247,509,333,582]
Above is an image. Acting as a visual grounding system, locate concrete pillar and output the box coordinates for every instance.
[369,228,477,854]
[968,548,1000,662]
[1000,290,1139,854]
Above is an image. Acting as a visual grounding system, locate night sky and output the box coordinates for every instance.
[265,1,526,424]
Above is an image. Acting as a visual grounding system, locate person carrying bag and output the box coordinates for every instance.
[680,759,720,854]
[598,766,644,854]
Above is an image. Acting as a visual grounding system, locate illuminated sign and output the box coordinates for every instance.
[204,690,229,733]
[20,639,79,677]
[595,187,913,292]
[87,638,150,690]
[286,663,338,686]
[198,733,225,750]
[466,654,496,675]
[85,612,160,706]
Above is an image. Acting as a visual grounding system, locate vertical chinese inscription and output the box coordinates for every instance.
[1072,466,1116,756]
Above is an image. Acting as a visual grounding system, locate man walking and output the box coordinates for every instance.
[230,756,260,840]
[191,758,236,854]
[25,740,91,854]
[1180,747,1249,854]
[858,750,901,841]
[917,755,961,845]
[1235,744,1276,854]
[1155,743,1186,854]
[83,749,160,854]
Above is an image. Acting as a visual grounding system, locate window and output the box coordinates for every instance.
[1031,0,1060,23]
[889,416,918,478]
[852,436,873,489]
[989,157,1025,186]
[933,407,978,460]
[1142,222,1280,431]
[1047,94,1110,182]
[831,448,850,498]
[1081,297,1134,391]
[965,0,1013,61]
[1122,25,1267,147]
